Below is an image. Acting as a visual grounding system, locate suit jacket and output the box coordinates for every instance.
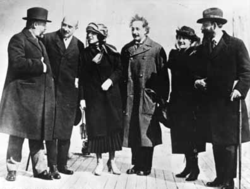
[42,30,84,139]
[200,31,250,145]
[0,28,55,140]
[121,37,169,147]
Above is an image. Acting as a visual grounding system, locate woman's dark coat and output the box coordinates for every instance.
[80,45,123,139]
[42,31,84,139]
[199,31,250,145]
[0,29,55,140]
[121,37,169,148]
[168,47,206,154]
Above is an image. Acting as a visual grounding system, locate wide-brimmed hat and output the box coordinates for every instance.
[176,26,200,42]
[23,7,51,22]
[86,22,108,38]
[197,7,227,24]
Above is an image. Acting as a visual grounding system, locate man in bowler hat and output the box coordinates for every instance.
[42,16,84,178]
[195,7,250,189]
[0,7,55,181]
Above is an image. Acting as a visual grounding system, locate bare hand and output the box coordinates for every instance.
[194,78,207,91]
[80,100,86,109]
[230,89,241,101]
[101,79,112,91]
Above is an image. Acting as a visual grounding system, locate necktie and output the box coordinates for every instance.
[211,39,217,49]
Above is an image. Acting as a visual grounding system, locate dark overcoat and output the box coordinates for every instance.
[201,31,250,145]
[0,29,55,140]
[80,45,123,139]
[42,31,84,139]
[167,47,206,154]
[121,37,169,148]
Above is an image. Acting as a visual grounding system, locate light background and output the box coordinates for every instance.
[0,0,250,106]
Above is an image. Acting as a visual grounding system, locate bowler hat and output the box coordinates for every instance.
[197,7,227,24]
[23,7,51,22]
[176,26,200,42]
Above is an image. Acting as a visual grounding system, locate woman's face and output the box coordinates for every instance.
[177,36,192,49]
[87,31,99,44]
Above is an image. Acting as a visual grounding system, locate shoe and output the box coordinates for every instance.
[34,170,53,180]
[175,166,191,178]
[81,147,90,156]
[185,155,200,181]
[221,179,234,189]
[58,166,74,175]
[94,161,104,176]
[49,165,61,179]
[6,171,16,181]
[107,160,121,175]
[206,178,223,187]
[185,168,200,181]
[126,166,138,174]
[136,170,151,176]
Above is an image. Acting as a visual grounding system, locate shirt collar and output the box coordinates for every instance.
[64,35,73,42]
[213,31,223,44]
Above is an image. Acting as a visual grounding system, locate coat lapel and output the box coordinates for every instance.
[65,36,77,56]
[210,32,229,59]
[23,29,42,52]
[55,31,66,55]
[127,37,152,57]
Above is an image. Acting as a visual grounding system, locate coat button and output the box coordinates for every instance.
[139,74,143,77]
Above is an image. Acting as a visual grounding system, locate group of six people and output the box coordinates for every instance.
[0,6,250,189]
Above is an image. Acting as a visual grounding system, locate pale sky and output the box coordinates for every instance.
[0,0,249,96]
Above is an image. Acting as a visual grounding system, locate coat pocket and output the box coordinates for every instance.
[142,88,156,115]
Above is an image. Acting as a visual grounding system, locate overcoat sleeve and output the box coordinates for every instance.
[234,39,250,98]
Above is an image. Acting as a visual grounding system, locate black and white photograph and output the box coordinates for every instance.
[0,0,250,188]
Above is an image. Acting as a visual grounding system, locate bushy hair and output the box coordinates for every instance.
[129,14,150,34]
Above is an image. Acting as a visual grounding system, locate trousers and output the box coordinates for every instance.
[6,135,47,176]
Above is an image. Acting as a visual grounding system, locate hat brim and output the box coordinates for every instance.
[176,30,200,42]
[22,17,51,22]
[197,17,227,24]
[86,26,106,38]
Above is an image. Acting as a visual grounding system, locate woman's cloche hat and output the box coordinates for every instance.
[176,26,200,42]
[86,22,108,39]
[23,7,51,22]
[197,7,227,25]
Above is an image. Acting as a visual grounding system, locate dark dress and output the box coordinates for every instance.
[168,47,206,154]
[80,44,123,153]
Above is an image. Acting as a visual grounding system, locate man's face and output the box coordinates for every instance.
[201,21,215,39]
[177,36,192,49]
[131,21,147,43]
[34,21,47,37]
[60,17,78,38]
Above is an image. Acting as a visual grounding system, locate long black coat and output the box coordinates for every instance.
[42,31,84,139]
[200,31,250,145]
[121,37,169,148]
[80,45,123,139]
[0,29,55,140]
[167,47,206,154]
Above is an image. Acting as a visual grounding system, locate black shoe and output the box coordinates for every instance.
[136,170,151,176]
[58,166,74,175]
[6,171,16,181]
[34,170,53,180]
[206,178,223,187]
[49,165,61,179]
[185,168,200,181]
[175,167,191,178]
[221,179,234,189]
[126,166,138,174]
